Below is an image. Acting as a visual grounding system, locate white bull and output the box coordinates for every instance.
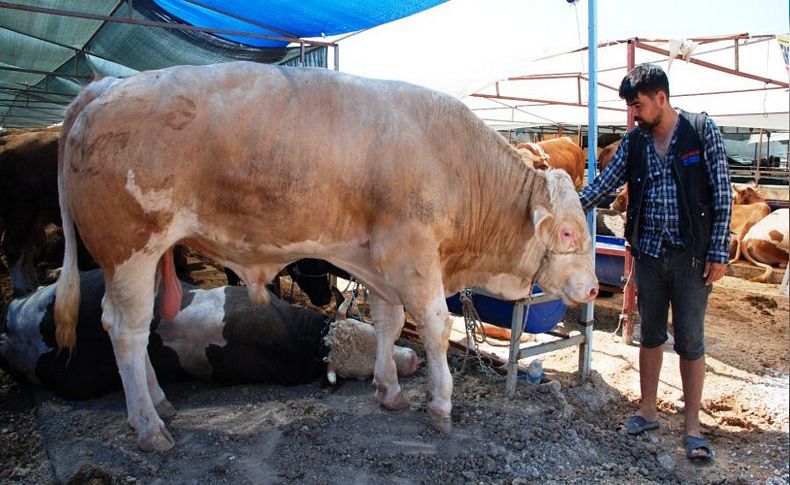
[55,62,598,451]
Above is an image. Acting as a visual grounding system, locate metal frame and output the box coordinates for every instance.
[469,33,788,131]
[504,292,594,397]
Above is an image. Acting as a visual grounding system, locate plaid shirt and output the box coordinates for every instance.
[580,114,732,264]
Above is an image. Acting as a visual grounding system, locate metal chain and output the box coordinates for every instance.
[347,278,366,321]
[459,289,506,381]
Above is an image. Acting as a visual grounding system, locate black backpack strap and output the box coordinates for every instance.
[681,110,708,161]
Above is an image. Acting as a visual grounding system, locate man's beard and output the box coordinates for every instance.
[635,111,662,131]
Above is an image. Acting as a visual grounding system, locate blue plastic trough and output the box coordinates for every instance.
[446,235,626,335]
[595,235,626,288]
[446,285,567,334]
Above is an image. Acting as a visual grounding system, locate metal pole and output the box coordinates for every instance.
[756,128,764,184]
[578,0,597,382]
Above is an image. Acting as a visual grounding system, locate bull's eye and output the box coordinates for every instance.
[559,227,577,248]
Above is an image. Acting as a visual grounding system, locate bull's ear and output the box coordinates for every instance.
[532,205,553,234]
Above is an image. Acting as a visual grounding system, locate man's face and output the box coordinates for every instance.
[627,92,664,131]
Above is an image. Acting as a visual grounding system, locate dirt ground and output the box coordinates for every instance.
[0,263,788,484]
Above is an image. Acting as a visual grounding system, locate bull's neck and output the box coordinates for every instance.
[440,143,549,293]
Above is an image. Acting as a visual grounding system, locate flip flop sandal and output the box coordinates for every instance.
[684,435,714,461]
[622,415,660,435]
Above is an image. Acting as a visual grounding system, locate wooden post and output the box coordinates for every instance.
[620,39,637,346]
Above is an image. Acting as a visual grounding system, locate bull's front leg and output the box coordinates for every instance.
[409,291,453,433]
[368,293,409,410]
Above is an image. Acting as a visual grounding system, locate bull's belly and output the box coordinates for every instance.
[183,235,402,305]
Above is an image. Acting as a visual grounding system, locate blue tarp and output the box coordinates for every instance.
[153,0,448,47]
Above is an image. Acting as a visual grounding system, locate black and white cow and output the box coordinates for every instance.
[0,270,419,400]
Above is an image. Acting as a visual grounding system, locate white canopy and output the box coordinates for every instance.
[466,35,789,131]
[337,0,789,131]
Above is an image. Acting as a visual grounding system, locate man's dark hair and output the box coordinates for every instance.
[618,63,670,103]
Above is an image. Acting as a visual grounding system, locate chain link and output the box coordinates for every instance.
[459,289,506,381]
[347,278,368,321]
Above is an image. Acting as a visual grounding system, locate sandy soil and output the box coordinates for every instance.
[1,262,788,484]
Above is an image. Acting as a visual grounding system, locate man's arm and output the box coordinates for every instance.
[702,116,732,283]
[579,139,628,212]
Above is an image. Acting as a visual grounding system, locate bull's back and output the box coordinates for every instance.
[62,63,486,261]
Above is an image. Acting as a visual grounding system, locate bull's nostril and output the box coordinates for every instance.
[589,287,599,298]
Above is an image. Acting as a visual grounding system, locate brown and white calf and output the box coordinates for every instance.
[55,62,598,451]
[741,208,789,282]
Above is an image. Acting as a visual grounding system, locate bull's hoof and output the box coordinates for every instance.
[428,407,452,433]
[155,399,176,419]
[138,425,175,452]
[378,390,410,411]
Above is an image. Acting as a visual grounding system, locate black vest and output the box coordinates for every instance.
[624,110,713,264]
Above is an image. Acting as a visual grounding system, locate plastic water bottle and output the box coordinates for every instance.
[526,359,544,385]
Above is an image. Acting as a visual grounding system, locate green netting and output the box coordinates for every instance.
[0,0,332,128]
[0,60,39,88]
[0,28,74,72]
[0,0,119,49]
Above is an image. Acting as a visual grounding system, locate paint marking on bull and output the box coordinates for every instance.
[125,169,175,214]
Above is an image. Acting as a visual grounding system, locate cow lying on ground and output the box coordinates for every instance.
[515,137,585,190]
[741,208,789,282]
[55,62,598,450]
[729,202,772,263]
[1,270,418,400]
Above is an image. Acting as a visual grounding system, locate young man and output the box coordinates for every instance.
[580,63,731,461]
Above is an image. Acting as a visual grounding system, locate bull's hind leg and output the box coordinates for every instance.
[146,353,176,418]
[102,255,175,451]
[368,293,408,410]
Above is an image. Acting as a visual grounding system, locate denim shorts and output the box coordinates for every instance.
[635,247,712,360]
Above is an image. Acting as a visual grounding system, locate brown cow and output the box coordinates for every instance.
[0,127,62,296]
[515,137,585,190]
[732,184,766,205]
[55,63,598,451]
[597,139,621,172]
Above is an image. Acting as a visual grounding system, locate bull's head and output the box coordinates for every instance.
[529,169,598,304]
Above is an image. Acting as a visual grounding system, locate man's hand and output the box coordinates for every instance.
[703,262,727,285]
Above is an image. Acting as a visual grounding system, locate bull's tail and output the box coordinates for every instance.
[742,244,774,283]
[54,77,117,349]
